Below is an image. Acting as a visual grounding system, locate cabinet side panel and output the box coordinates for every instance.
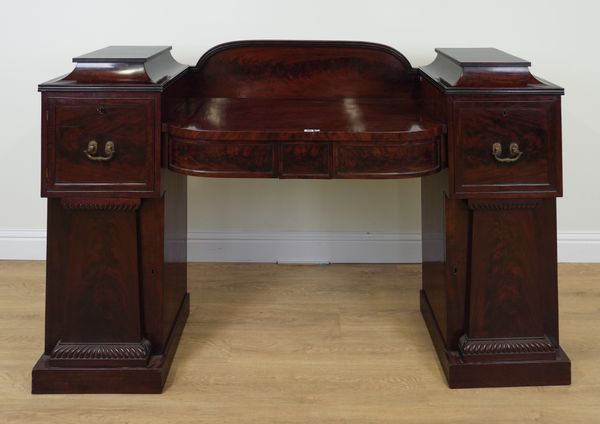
[44,198,67,353]
[421,169,470,348]
[138,196,166,352]
[538,198,559,344]
[138,171,187,352]
[444,197,470,347]
[421,170,448,344]
[162,170,188,343]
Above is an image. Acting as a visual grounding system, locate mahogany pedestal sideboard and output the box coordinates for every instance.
[32,41,570,393]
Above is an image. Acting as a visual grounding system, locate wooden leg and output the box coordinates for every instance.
[421,174,571,387]
[32,172,188,394]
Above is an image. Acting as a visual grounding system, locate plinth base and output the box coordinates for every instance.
[420,291,571,388]
[32,293,189,394]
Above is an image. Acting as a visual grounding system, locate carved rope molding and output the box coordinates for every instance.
[50,339,151,361]
[458,335,555,356]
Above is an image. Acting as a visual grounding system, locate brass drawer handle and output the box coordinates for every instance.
[84,140,115,162]
[492,142,522,163]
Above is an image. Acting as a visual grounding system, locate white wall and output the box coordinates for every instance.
[1,0,599,261]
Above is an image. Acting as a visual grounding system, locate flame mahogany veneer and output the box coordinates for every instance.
[33,41,569,393]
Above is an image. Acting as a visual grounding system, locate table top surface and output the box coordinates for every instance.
[167,98,444,142]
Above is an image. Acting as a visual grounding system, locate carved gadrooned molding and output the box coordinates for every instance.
[61,198,141,211]
[467,199,543,211]
[49,339,151,367]
[459,334,556,363]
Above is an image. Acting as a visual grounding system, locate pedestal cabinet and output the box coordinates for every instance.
[32,42,570,393]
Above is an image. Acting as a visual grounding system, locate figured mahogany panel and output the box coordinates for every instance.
[467,199,547,339]
[460,198,560,364]
[44,198,149,368]
[167,98,444,142]
[280,143,331,178]
[193,40,415,98]
[169,137,276,177]
[39,46,188,91]
[138,171,188,353]
[169,137,441,179]
[166,97,444,179]
[35,42,571,391]
[421,170,470,349]
[58,198,142,342]
[453,97,562,197]
[44,95,156,195]
[419,48,563,94]
[334,139,440,178]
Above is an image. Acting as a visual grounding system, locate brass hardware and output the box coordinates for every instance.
[492,142,522,163]
[84,140,115,162]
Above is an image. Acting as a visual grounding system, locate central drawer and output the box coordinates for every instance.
[167,136,442,179]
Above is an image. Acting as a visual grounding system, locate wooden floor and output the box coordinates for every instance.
[1,262,599,423]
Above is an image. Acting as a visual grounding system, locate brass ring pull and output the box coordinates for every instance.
[84,140,115,162]
[492,142,522,163]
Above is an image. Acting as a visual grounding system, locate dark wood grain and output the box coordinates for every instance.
[32,294,189,394]
[40,46,188,89]
[280,142,331,178]
[44,95,156,196]
[169,138,277,177]
[165,95,444,179]
[35,46,190,393]
[420,291,571,388]
[167,98,443,141]
[35,42,569,393]
[468,199,547,339]
[453,97,562,197]
[193,40,415,98]
[420,47,563,93]
[138,170,188,353]
[421,170,470,349]
[43,197,147,368]
[334,140,440,178]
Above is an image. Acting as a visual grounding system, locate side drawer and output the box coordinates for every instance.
[453,98,562,196]
[333,139,441,178]
[43,96,156,195]
[168,137,277,177]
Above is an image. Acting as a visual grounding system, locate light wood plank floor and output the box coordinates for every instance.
[1,261,599,423]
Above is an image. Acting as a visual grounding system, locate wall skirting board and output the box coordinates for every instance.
[0,229,598,263]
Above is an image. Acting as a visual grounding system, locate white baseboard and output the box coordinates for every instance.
[187,231,421,263]
[555,232,600,263]
[1,229,599,263]
[0,229,47,261]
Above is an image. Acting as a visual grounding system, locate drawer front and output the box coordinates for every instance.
[454,99,561,196]
[168,137,276,177]
[280,142,331,178]
[45,97,155,194]
[168,137,441,179]
[333,139,440,178]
